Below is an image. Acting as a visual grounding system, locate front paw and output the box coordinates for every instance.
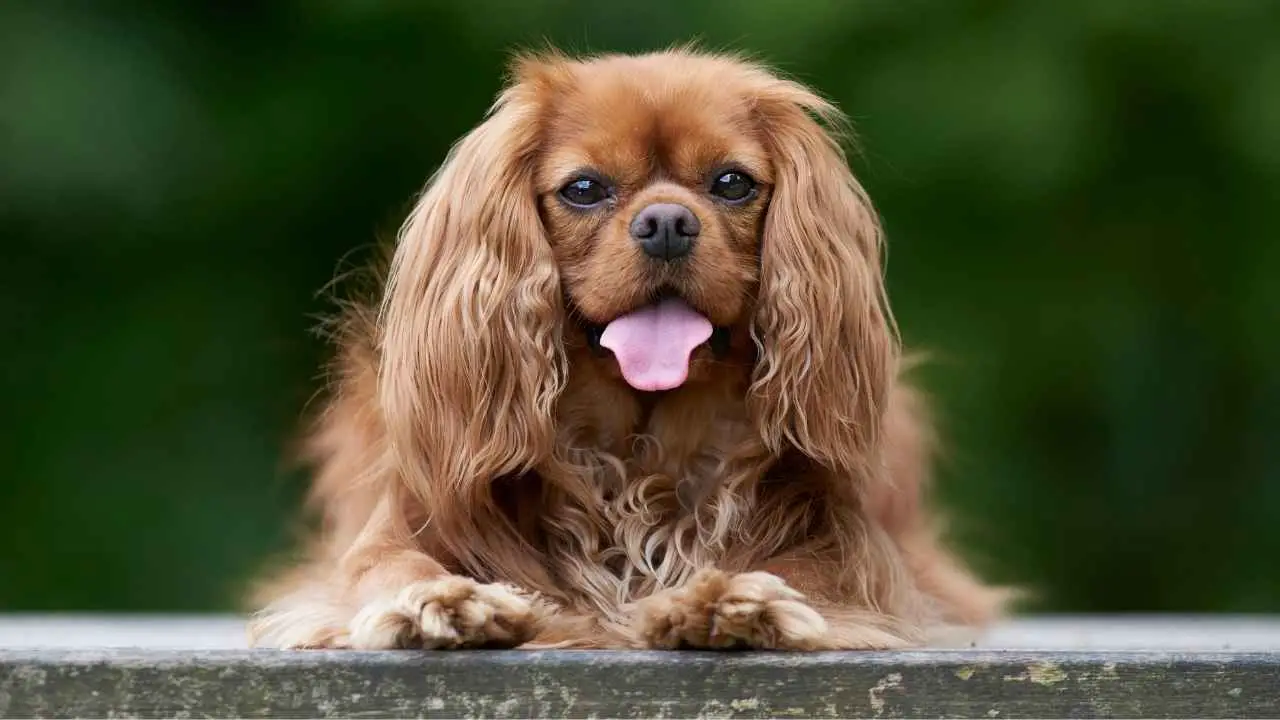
[635,569,830,650]
[348,576,538,649]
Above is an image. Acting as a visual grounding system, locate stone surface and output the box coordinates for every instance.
[1,616,1278,718]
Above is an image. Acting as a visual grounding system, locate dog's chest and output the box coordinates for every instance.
[543,386,762,615]
[542,446,755,618]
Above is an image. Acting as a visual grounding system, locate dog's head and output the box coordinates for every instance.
[381,49,896,498]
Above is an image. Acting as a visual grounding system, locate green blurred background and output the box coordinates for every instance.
[2,1,1277,614]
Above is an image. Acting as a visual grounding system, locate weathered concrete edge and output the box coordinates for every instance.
[3,650,1278,719]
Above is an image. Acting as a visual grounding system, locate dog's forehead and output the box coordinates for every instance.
[539,61,771,187]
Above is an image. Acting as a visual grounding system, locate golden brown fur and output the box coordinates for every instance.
[249,48,1006,651]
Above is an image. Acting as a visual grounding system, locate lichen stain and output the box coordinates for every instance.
[868,672,903,716]
[492,696,521,718]
[696,698,732,719]
[1004,661,1068,686]
[1027,661,1069,686]
[955,667,976,681]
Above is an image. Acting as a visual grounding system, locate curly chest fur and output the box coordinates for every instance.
[511,379,822,621]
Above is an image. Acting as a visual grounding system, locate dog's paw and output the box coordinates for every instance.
[348,576,537,649]
[634,569,832,650]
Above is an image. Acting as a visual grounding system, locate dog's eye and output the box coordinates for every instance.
[559,177,610,208]
[710,171,756,203]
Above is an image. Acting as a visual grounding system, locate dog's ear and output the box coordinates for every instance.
[749,82,898,480]
[377,57,567,582]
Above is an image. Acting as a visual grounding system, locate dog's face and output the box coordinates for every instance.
[380,50,895,489]
[531,55,777,391]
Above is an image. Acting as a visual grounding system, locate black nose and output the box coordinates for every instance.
[629,203,700,261]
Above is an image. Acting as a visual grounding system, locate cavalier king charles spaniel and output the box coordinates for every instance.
[249,48,1006,651]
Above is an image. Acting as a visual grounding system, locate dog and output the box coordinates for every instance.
[249,48,1005,651]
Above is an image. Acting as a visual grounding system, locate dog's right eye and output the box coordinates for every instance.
[559,177,610,208]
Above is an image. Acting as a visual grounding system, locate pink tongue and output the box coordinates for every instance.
[599,297,713,391]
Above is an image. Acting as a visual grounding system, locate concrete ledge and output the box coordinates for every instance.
[2,617,1279,718]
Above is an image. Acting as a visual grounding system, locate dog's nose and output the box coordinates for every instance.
[630,203,700,261]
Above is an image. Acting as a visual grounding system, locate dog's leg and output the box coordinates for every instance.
[631,568,909,650]
[249,498,548,649]
[343,547,546,649]
[251,549,548,650]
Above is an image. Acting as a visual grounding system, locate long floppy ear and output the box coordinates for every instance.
[750,83,899,481]
[377,60,565,584]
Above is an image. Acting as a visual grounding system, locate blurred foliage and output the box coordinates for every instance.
[2,0,1277,613]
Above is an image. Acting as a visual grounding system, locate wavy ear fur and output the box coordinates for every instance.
[750,83,898,481]
[377,61,565,584]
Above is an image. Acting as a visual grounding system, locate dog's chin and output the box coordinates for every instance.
[574,292,734,393]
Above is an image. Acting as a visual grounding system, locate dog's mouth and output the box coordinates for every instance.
[581,294,731,393]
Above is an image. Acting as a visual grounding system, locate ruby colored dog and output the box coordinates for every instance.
[250,49,1005,651]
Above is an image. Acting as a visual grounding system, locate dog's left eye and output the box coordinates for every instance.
[559,177,610,208]
[710,171,756,203]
